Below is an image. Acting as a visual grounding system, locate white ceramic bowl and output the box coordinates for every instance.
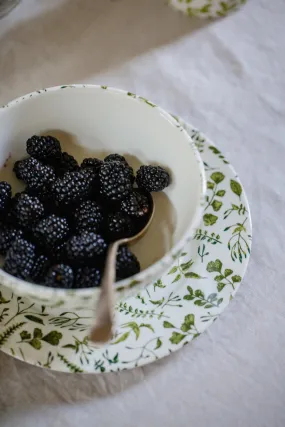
[0,85,206,310]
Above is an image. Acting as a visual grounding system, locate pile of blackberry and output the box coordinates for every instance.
[0,135,170,289]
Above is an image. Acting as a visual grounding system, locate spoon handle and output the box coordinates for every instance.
[89,240,120,343]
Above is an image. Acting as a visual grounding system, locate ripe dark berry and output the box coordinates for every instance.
[0,181,12,212]
[121,190,150,217]
[75,266,101,288]
[106,212,134,241]
[116,246,140,280]
[136,165,170,192]
[14,157,56,192]
[99,161,132,201]
[13,193,44,227]
[4,237,36,279]
[104,154,135,183]
[44,264,74,288]
[26,135,61,161]
[30,254,50,283]
[33,215,70,249]
[53,152,79,176]
[0,225,23,255]
[81,157,103,172]
[51,170,95,206]
[74,200,103,232]
[66,231,107,263]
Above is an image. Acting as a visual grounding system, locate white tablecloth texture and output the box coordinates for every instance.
[1,1,285,426]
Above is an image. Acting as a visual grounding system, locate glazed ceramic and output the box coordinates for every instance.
[169,0,247,18]
[0,118,252,372]
[0,85,206,310]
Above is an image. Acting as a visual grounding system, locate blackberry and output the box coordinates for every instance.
[53,152,79,176]
[14,157,56,192]
[116,246,140,280]
[0,181,12,212]
[74,200,103,232]
[51,169,95,206]
[52,242,66,263]
[106,212,134,241]
[3,237,36,279]
[81,157,103,172]
[104,153,126,163]
[66,231,107,263]
[26,135,61,161]
[99,161,132,201]
[13,193,44,227]
[136,165,170,192]
[44,264,74,288]
[121,190,150,217]
[0,225,23,255]
[33,215,70,249]
[30,254,50,283]
[75,266,101,288]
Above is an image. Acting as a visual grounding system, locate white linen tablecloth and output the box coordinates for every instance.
[1,1,285,426]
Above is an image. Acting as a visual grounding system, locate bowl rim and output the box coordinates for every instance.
[0,84,206,298]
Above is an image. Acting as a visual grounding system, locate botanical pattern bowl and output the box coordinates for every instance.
[0,85,206,311]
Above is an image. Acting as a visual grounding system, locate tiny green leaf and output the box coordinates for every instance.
[163,321,175,329]
[214,274,224,282]
[168,266,178,275]
[172,274,181,283]
[170,332,186,345]
[185,272,201,279]
[112,331,130,344]
[184,314,195,326]
[62,344,77,350]
[140,324,155,333]
[232,275,242,283]
[194,300,206,306]
[42,331,63,346]
[155,338,162,350]
[24,315,44,325]
[216,190,226,197]
[211,200,223,211]
[183,295,195,301]
[230,180,242,197]
[194,289,204,298]
[211,172,225,184]
[203,214,218,226]
[207,259,223,273]
[187,285,194,295]
[217,282,227,292]
[33,328,43,339]
[29,338,41,350]
[224,269,233,277]
[20,331,31,340]
[207,181,215,189]
[207,293,217,302]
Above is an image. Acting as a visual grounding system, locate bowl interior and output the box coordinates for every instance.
[0,86,203,273]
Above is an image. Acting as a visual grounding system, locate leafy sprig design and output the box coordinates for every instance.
[49,312,91,331]
[194,229,222,245]
[4,297,48,326]
[168,257,203,284]
[163,314,200,344]
[37,351,54,369]
[203,172,226,226]
[206,259,241,291]
[62,335,97,365]
[224,203,247,219]
[122,337,162,367]
[112,322,154,345]
[191,129,205,153]
[224,218,251,262]
[183,286,223,308]
[208,145,229,164]
[0,322,26,348]
[18,328,62,350]
[149,291,182,309]
[116,301,168,319]
[57,353,83,373]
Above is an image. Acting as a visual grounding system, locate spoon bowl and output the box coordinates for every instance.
[90,191,155,343]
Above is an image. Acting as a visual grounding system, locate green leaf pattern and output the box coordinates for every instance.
[0,115,251,373]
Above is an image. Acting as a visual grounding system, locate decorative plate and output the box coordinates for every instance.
[0,117,252,373]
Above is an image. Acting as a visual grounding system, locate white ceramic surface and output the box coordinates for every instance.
[0,85,206,310]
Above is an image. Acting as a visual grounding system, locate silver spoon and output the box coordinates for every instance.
[90,192,155,343]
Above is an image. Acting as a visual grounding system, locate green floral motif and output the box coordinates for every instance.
[224,218,251,262]
[168,257,203,283]
[122,337,161,367]
[183,286,223,308]
[112,322,154,344]
[230,179,242,198]
[4,297,48,326]
[37,351,54,369]
[0,322,26,348]
[194,229,222,245]
[224,203,247,219]
[163,314,200,344]
[62,335,96,364]
[206,259,241,291]
[49,312,91,331]
[19,328,63,349]
[116,301,168,319]
[57,353,83,373]
[0,307,9,323]
[149,292,182,309]
[191,129,206,153]
[208,146,229,164]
